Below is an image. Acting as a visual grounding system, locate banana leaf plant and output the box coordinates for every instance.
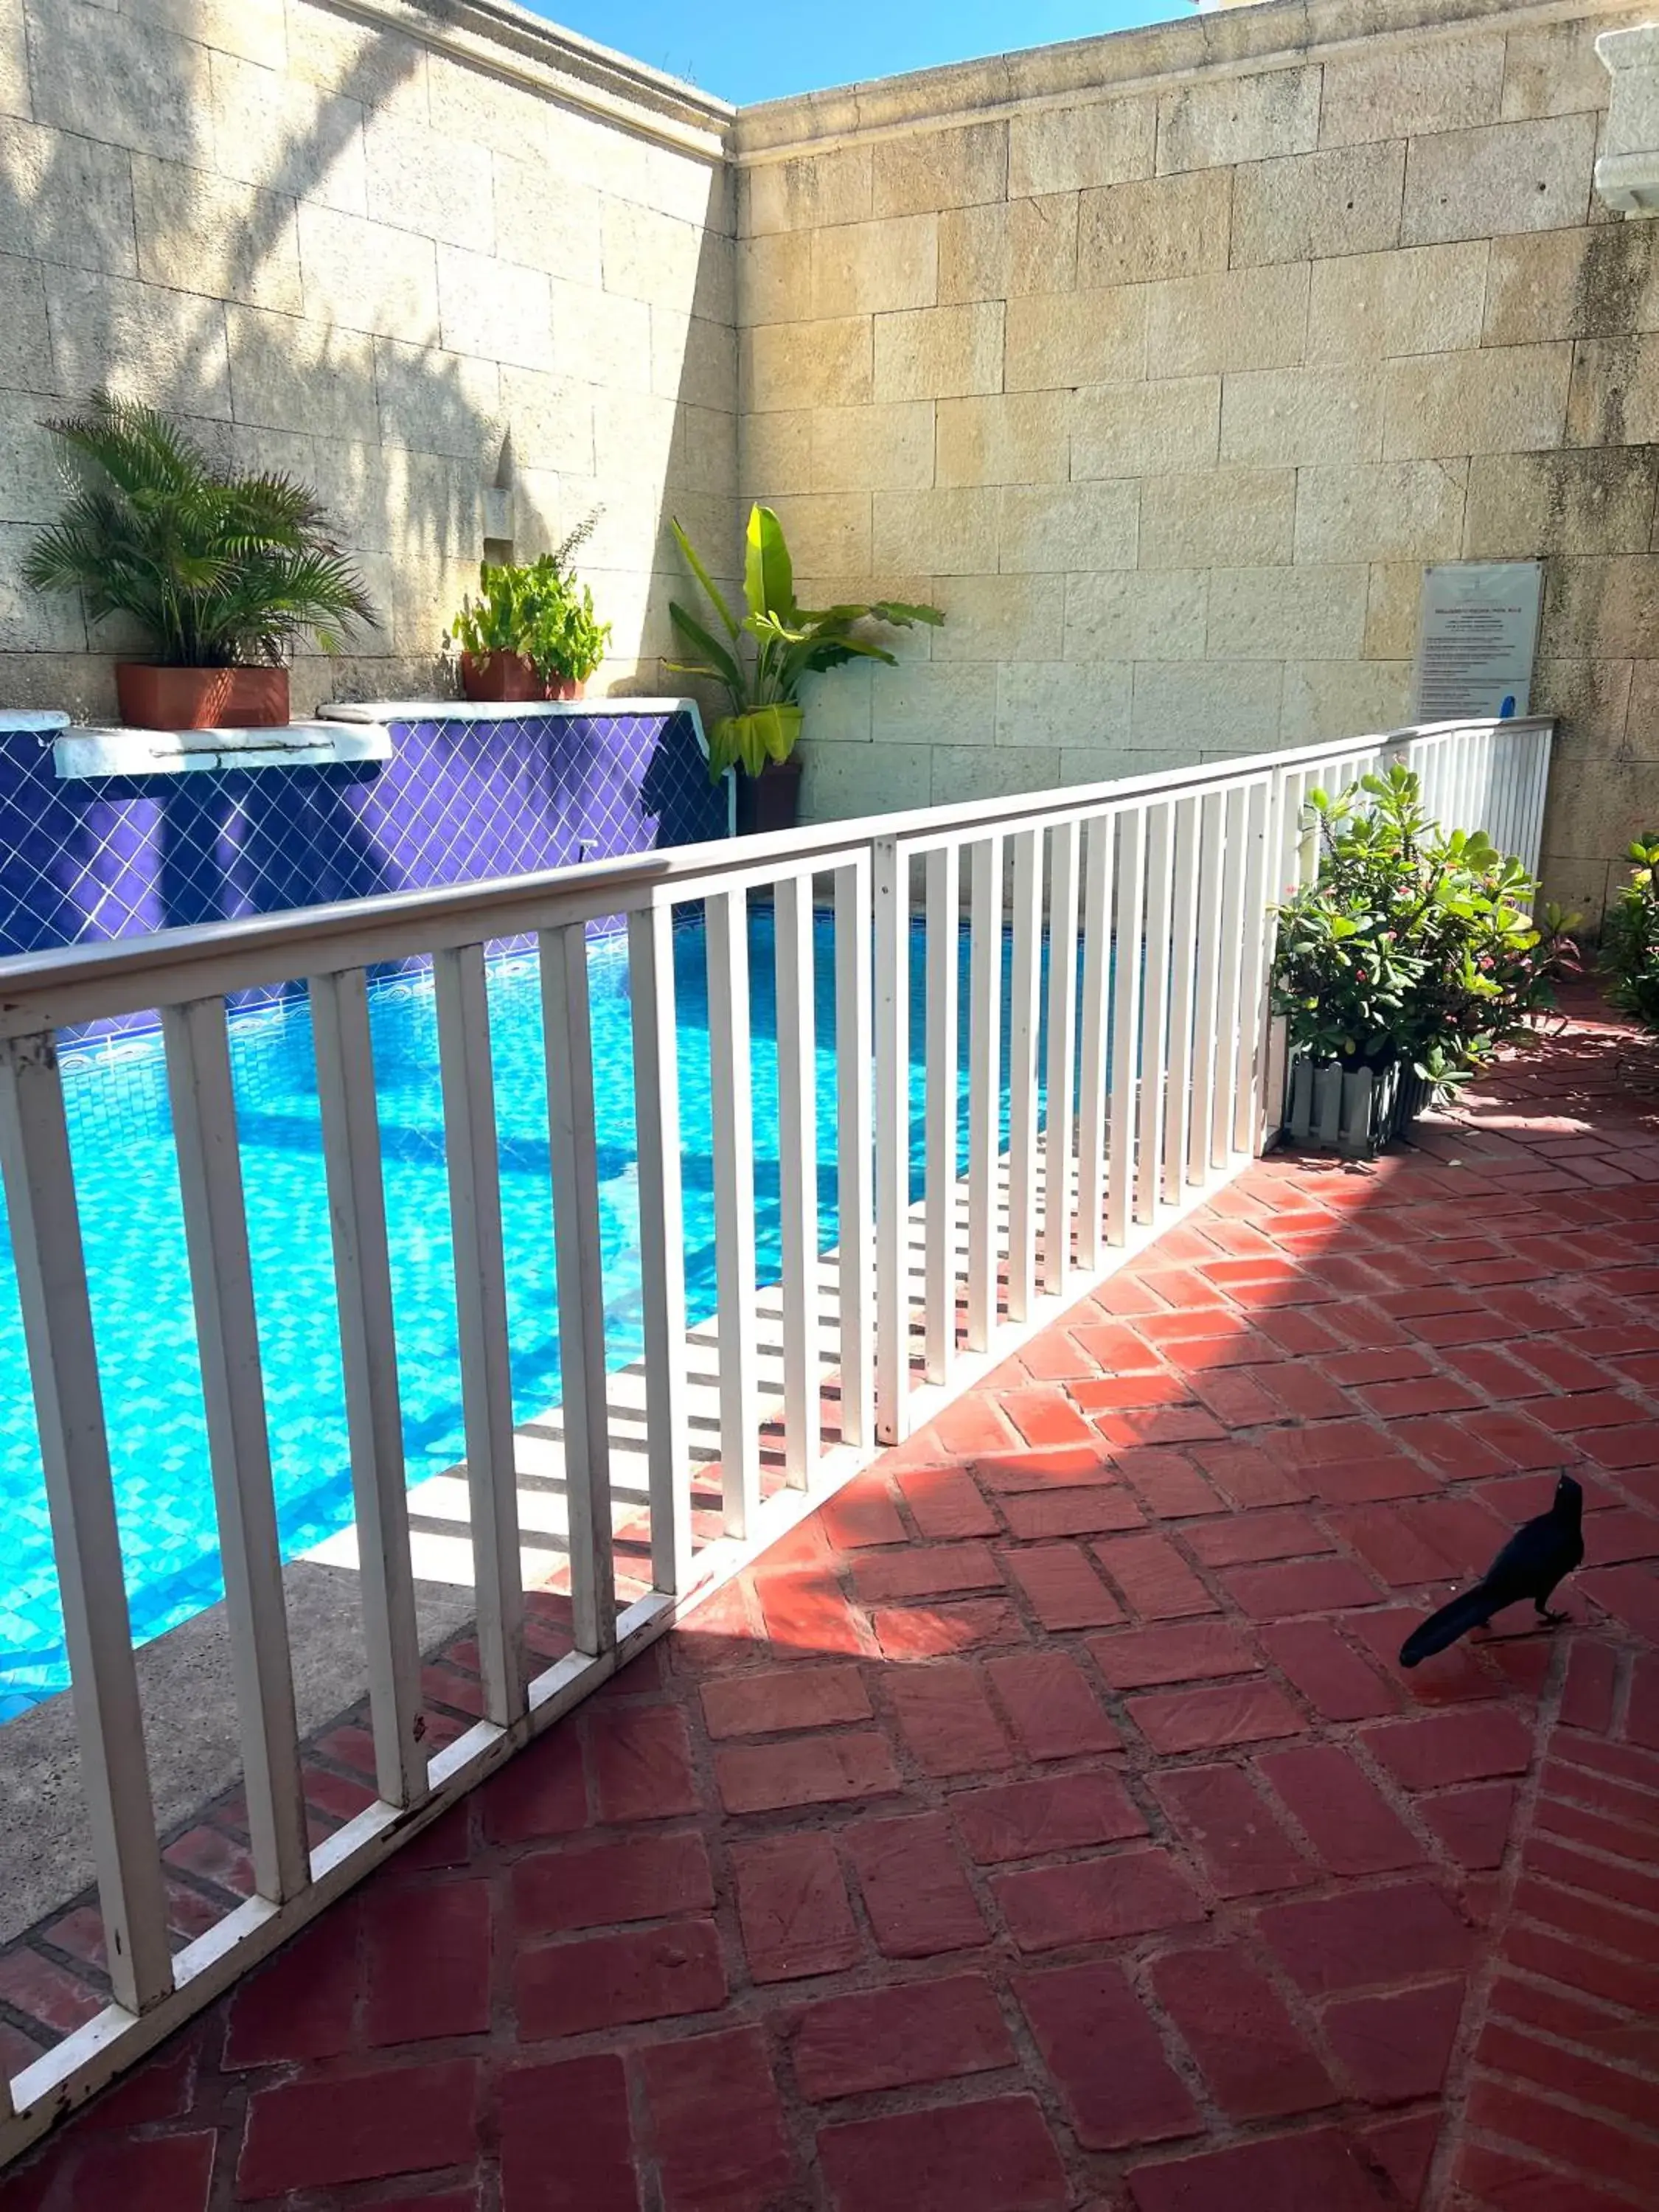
[667,504,942,782]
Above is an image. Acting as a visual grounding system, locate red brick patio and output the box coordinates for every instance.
[3,992,1658,2212]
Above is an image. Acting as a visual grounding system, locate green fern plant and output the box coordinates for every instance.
[22,392,376,665]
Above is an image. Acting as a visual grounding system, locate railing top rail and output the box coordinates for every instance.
[0,717,1551,1037]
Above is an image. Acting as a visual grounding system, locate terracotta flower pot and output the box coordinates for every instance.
[115,664,290,730]
[458,652,585,703]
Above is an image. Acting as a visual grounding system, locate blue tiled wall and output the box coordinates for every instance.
[0,709,728,1035]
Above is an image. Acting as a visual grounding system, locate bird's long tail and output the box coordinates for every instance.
[1399,1585,1496,1668]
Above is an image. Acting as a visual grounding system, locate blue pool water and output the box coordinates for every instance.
[0,910,1056,1719]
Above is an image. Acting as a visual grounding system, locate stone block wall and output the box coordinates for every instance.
[0,0,739,720]
[734,0,1659,923]
[4,0,1659,919]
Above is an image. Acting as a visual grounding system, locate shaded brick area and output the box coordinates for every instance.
[2,998,1658,2210]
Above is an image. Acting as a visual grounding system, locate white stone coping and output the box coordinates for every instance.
[50,722,394,780]
[318,696,706,726]
[736,0,1624,157]
[349,0,731,160]
[0,712,70,734]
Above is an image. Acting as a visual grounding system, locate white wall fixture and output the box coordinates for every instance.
[1596,25,1659,215]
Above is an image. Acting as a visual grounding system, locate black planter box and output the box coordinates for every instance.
[1283,1054,1433,1158]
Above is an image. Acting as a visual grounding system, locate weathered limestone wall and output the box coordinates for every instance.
[735,0,1659,922]
[0,0,738,716]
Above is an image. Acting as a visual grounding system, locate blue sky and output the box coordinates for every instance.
[535,1,1180,107]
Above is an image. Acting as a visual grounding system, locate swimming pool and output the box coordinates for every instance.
[0,908,1046,1718]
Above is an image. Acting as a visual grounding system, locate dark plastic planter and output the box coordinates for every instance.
[734,757,802,835]
[1284,1054,1432,1158]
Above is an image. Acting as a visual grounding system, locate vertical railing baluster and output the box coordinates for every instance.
[1210,785,1248,1167]
[1512,728,1532,874]
[1493,729,1520,856]
[924,844,960,1382]
[1077,812,1115,1270]
[310,970,428,1808]
[1514,727,1535,863]
[627,904,692,1591]
[1234,779,1274,1157]
[1295,765,1324,887]
[1006,829,1042,1321]
[0,1034,173,2016]
[540,925,617,1659]
[775,874,818,1484]
[1107,809,1146,1248]
[1525,725,1551,879]
[707,887,763,1527]
[834,856,874,1449]
[163,997,307,1904]
[434,946,529,1715]
[873,838,909,1444]
[1162,796,1201,1206]
[966,834,1004,1350]
[1259,763,1297,1158]
[1277,765,1304,905]
[1188,791,1224,1186]
[1136,801,1174,1227]
[1043,820,1080,1296]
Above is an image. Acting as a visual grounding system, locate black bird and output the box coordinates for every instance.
[1399,1473,1585,1668]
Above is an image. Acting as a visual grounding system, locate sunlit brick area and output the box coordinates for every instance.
[3,993,1653,2211]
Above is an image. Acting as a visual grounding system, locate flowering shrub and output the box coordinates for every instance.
[1271,765,1578,1101]
[1602,833,1659,1032]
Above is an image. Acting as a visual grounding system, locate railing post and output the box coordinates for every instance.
[310,969,429,1808]
[833,856,875,1449]
[1210,786,1248,1168]
[873,836,908,1445]
[540,925,617,1660]
[1136,801,1174,1228]
[923,844,960,1382]
[1188,790,1224,1186]
[627,904,692,1590]
[966,833,1004,1347]
[0,1034,173,2017]
[707,887,763,1529]
[1162,796,1200,1204]
[1234,779,1274,1158]
[1523,723,1553,880]
[774,874,819,1482]
[435,945,530,1712]
[1107,809,1145,1246]
[1077,813,1115,1269]
[1043,821,1080,1296]
[1006,829,1042,1318]
[163,997,308,1905]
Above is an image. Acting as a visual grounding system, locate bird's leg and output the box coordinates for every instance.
[1534,1596,1571,1627]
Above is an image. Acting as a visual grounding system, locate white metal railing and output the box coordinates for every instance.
[0,713,1551,2151]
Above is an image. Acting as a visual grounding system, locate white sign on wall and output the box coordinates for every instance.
[1411,562,1544,723]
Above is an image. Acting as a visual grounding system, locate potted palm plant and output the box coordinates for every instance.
[446,514,610,702]
[23,393,375,729]
[667,504,942,833]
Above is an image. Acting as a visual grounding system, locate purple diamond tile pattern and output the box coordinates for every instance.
[0,709,727,1037]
